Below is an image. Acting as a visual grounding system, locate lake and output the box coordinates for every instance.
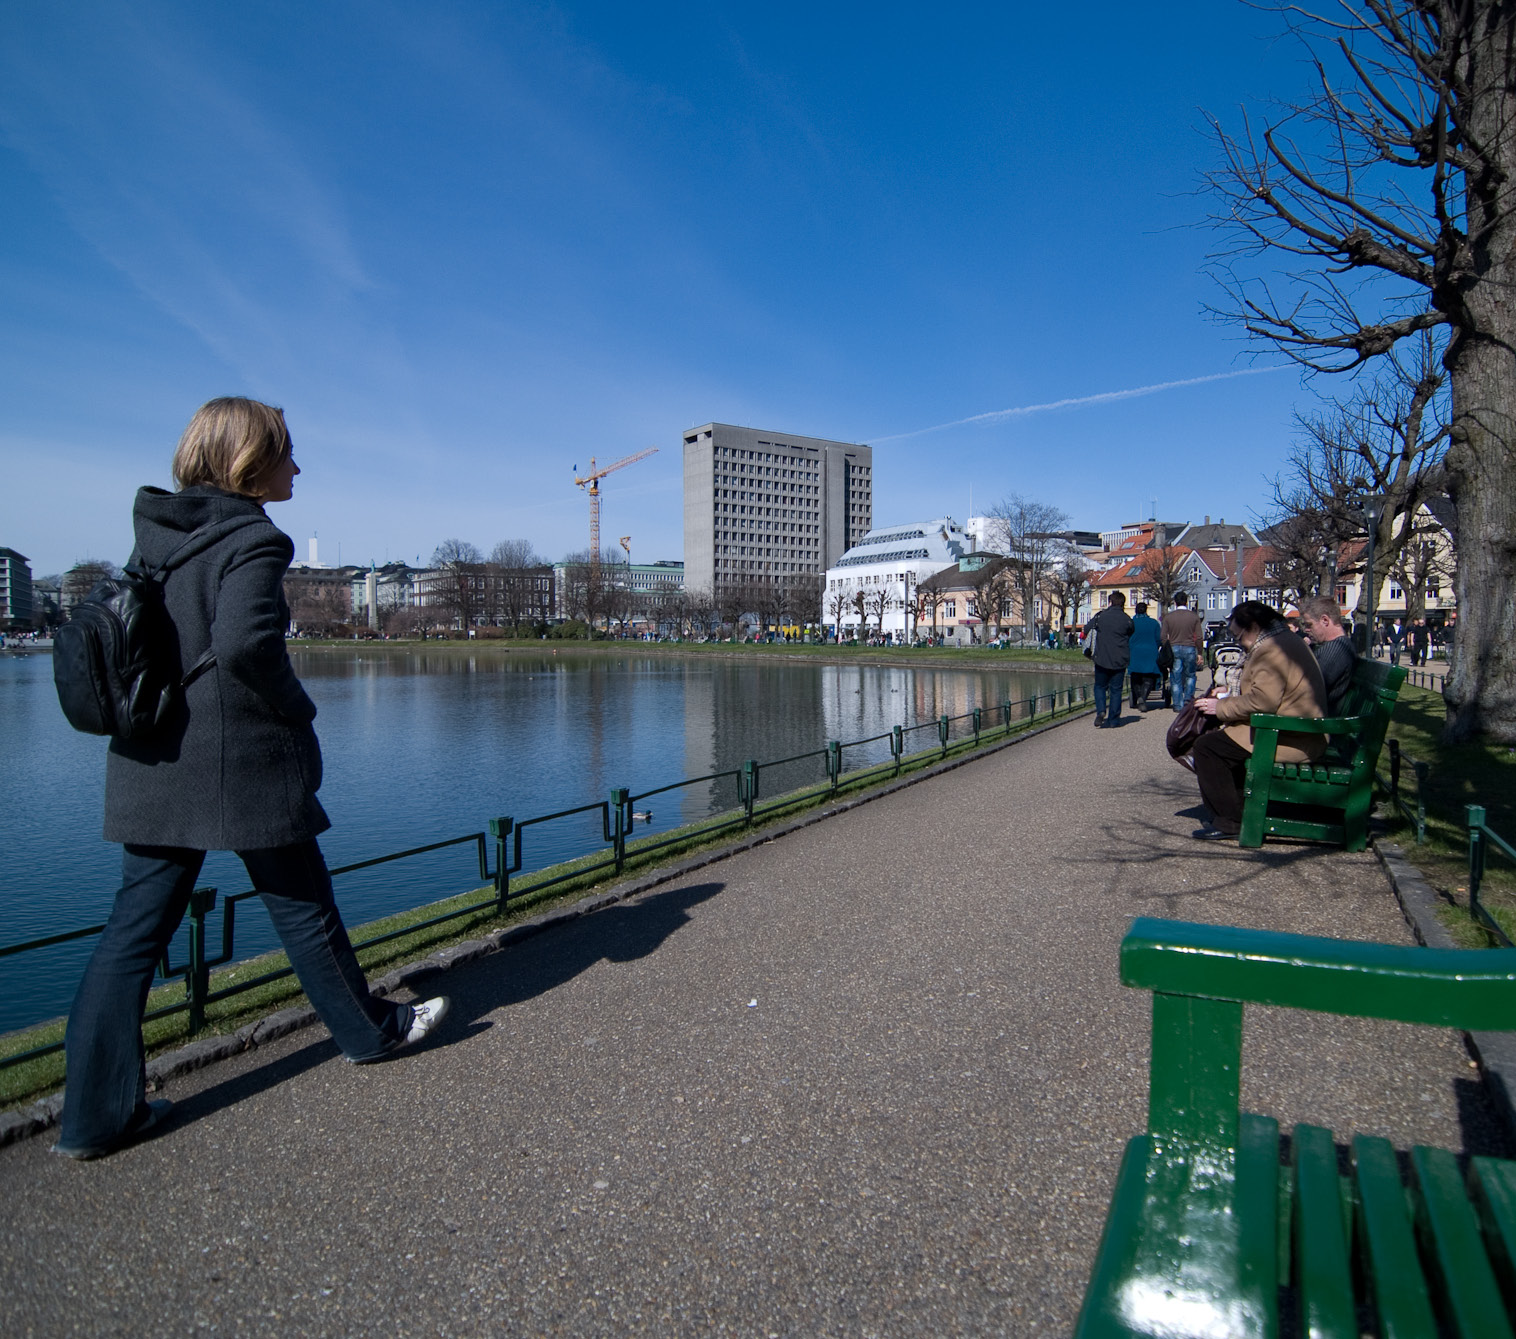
[1,647,1074,1030]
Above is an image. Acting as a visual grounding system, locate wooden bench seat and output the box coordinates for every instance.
[1076,917,1516,1338]
[1239,659,1406,850]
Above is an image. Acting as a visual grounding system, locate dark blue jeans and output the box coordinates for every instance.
[60,840,411,1151]
[1093,665,1126,723]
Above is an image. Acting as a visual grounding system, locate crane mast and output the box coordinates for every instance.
[574,448,657,570]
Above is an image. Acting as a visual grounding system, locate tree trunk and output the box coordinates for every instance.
[1442,8,1516,743]
[1443,333,1516,741]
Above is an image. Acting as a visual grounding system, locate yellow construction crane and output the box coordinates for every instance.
[573,448,657,565]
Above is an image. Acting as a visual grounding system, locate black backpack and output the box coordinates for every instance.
[53,516,263,739]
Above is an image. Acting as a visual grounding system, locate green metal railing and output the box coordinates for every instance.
[1,682,1091,1069]
[1467,805,1515,948]
[1376,738,1429,845]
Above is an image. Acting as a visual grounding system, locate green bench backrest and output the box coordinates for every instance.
[1334,660,1405,775]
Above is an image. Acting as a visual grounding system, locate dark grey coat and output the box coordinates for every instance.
[103,486,329,850]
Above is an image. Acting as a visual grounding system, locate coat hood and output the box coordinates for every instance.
[130,485,278,569]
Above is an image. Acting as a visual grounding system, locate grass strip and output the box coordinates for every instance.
[0,696,1088,1111]
[1371,682,1516,947]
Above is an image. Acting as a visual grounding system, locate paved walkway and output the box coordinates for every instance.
[2,705,1508,1337]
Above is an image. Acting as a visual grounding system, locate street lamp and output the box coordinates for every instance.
[1354,493,1388,655]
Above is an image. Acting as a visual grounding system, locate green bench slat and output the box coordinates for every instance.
[1472,1158,1516,1317]
[1354,1135,1440,1338]
[1411,1146,1514,1339]
[1293,1124,1356,1338]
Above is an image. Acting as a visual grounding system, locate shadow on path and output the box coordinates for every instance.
[172,880,727,1125]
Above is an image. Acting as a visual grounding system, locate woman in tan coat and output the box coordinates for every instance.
[1191,600,1328,840]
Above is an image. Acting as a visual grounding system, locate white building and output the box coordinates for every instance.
[824,518,973,641]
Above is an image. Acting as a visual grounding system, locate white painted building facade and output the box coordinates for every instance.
[824,518,973,640]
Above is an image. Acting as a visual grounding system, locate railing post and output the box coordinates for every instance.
[489,817,513,908]
[1412,760,1429,845]
[186,886,216,1035]
[891,725,903,775]
[1002,700,1012,733]
[740,761,758,823]
[826,740,841,791]
[610,789,629,871]
[972,707,982,745]
[938,714,950,756]
[1468,804,1488,917]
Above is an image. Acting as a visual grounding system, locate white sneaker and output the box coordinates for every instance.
[405,996,450,1046]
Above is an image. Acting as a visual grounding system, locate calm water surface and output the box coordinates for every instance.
[1,648,1072,1029]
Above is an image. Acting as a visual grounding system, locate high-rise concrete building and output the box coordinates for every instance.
[0,548,34,631]
[682,423,872,596]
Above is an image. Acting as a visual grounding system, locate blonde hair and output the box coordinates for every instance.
[172,397,291,495]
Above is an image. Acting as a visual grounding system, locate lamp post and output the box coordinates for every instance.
[1354,494,1388,656]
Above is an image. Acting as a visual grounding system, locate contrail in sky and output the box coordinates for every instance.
[871,365,1292,443]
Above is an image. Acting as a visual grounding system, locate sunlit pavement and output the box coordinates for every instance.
[1,701,1504,1337]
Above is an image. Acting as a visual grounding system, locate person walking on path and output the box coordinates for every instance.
[1127,601,1162,711]
[1387,616,1406,666]
[1410,619,1430,666]
[1298,594,1358,715]
[1159,592,1204,712]
[1191,601,1329,840]
[55,397,450,1161]
[1085,593,1133,727]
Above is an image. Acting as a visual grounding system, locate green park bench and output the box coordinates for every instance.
[1239,659,1407,851]
[1075,916,1516,1338]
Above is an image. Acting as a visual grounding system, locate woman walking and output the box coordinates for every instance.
[55,398,448,1160]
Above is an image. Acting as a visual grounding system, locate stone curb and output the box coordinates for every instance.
[0,708,1093,1150]
[1374,838,1516,1142]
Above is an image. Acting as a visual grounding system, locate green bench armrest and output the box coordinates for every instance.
[1121,917,1516,1031]
[1247,713,1367,734]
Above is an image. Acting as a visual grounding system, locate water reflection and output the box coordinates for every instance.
[1,649,1072,1029]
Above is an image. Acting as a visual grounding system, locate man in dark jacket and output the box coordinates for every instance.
[1298,595,1358,715]
[1086,593,1134,727]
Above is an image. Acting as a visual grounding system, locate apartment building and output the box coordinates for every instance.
[682,423,872,597]
[1,549,35,631]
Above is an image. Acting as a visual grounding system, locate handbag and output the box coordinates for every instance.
[1166,698,1219,760]
[1157,641,1175,673]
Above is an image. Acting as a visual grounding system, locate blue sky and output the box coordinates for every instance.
[3,1,1330,577]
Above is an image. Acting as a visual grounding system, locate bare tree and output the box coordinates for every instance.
[915,583,945,642]
[1047,550,1092,634]
[430,539,485,632]
[285,579,353,636]
[1389,516,1456,623]
[488,539,545,633]
[861,586,888,640]
[62,558,121,609]
[1136,544,1193,615]
[785,574,824,629]
[1205,2,1516,740]
[987,496,1071,640]
[826,587,850,641]
[1267,338,1449,614]
[964,560,1013,644]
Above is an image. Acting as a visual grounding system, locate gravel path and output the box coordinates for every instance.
[2,704,1505,1337]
